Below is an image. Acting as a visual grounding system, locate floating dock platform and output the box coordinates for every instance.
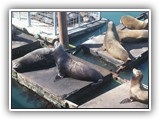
[79,82,148,108]
[12,17,107,44]
[12,54,113,108]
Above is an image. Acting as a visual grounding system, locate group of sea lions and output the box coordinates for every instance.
[102,15,148,62]
[13,41,103,85]
[12,14,149,105]
[101,15,148,104]
[67,12,95,26]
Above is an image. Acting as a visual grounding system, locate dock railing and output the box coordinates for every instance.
[12,12,101,36]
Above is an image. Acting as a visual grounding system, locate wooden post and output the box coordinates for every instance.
[57,12,69,50]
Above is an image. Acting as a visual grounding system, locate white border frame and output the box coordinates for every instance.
[9,9,151,111]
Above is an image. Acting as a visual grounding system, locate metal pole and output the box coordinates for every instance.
[53,12,57,36]
[27,12,31,26]
[98,12,101,20]
[78,12,81,26]
[57,12,69,50]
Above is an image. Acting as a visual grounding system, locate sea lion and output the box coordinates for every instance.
[120,68,148,104]
[102,21,129,62]
[120,15,148,30]
[53,41,103,83]
[67,12,78,26]
[118,29,148,43]
[13,48,55,73]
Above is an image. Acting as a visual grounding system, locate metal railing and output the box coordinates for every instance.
[12,12,101,36]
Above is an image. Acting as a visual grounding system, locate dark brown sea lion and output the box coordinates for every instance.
[13,48,55,73]
[117,29,148,43]
[102,21,129,62]
[53,41,103,83]
[120,68,148,104]
[120,15,148,30]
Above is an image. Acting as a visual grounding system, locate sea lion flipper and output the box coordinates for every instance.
[91,79,103,87]
[54,62,66,82]
[120,98,134,104]
[54,73,65,82]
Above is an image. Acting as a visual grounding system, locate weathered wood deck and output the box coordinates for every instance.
[79,82,148,108]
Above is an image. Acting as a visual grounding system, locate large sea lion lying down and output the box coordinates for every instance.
[117,29,148,43]
[120,68,148,104]
[120,15,148,30]
[102,21,129,62]
[13,48,55,73]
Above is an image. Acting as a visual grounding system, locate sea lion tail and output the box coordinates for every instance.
[13,62,21,72]
[127,57,131,61]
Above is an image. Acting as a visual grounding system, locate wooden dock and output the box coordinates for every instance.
[12,53,113,108]
[79,82,148,108]
[12,17,107,44]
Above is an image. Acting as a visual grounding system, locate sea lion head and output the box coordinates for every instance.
[107,21,114,30]
[52,41,69,62]
[143,19,148,29]
[106,21,120,41]
[54,41,60,48]
[53,41,63,56]
[132,68,143,82]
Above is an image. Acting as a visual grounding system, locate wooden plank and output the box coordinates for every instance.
[79,82,148,108]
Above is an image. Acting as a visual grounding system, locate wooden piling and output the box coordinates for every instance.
[57,12,69,50]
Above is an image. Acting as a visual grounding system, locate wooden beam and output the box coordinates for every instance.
[57,12,69,50]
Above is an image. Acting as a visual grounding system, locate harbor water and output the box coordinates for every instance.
[11,11,149,109]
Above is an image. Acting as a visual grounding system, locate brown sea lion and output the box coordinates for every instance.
[53,41,103,83]
[120,15,148,30]
[120,68,148,104]
[13,48,55,73]
[118,29,148,43]
[102,21,129,62]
